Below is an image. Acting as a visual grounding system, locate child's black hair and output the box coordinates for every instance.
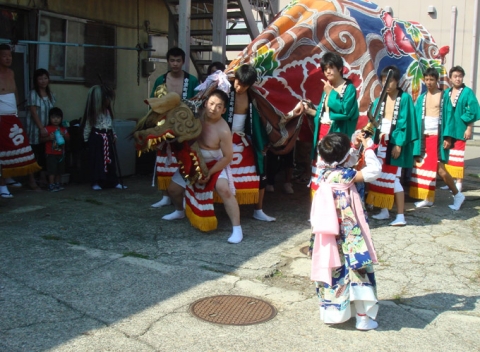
[423,67,439,80]
[320,52,344,76]
[166,47,186,62]
[48,107,64,125]
[449,65,465,78]
[380,65,400,82]
[318,133,351,164]
[0,43,11,51]
[207,61,226,75]
[234,64,257,87]
[206,89,229,108]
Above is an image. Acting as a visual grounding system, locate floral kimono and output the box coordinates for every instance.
[310,167,378,324]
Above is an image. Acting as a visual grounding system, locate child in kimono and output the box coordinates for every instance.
[310,132,381,330]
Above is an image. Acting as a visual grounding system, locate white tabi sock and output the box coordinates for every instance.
[227,225,243,244]
[162,210,185,220]
[253,209,276,222]
[372,208,389,220]
[151,196,172,208]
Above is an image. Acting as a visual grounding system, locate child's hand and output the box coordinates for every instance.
[321,79,333,94]
[391,145,401,159]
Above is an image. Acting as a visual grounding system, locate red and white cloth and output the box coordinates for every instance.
[0,114,41,178]
[445,139,466,179]
[409,134,438,201]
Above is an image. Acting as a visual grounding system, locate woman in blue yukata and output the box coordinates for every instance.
[310,132,382,330]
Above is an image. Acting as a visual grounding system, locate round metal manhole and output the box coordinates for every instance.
[300,245,310,256]
[190,295,277,326]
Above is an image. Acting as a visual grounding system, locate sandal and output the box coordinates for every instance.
[1,192,13,198]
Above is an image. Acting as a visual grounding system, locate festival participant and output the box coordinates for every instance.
[82,85,126,191]
[151,47,200,208]
[302,52,359,193]
[207,61,226,75]
[0,44,41,198]
[409,68,465,209]
[440,66,480,198]
[162,89,243,244]
[225,64,278,221]
[368,65,418,226]
[310,132,381,330]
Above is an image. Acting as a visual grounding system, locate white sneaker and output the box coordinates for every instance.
[414,200,434,208]
[115,183,127,189]
[372,209,389,220]
[92,184,102,191]
[266,185,274,193]
[355,315,378,331]
[448,192,465,211]
[283,182,294,194]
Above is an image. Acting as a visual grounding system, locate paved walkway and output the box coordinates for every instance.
[1,145,479,351]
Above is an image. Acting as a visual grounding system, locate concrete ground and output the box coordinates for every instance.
[1,143,479,352]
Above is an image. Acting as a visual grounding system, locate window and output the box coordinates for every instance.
[37,12,116,87]
[38,13,86,81]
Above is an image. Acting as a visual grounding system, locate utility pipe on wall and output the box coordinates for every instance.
[449,6,457,68]
[470,0,479,92]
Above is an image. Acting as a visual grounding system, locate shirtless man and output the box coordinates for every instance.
[410,67,465,210]
[162,89,243,244]
[0,44,40,198]
[150,47,199,208]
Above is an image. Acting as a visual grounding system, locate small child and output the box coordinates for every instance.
[42,107,69,192]
[310,132,381,330]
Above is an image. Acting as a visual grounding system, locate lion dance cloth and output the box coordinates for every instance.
[225,0,447,155]
[0,114,41,178]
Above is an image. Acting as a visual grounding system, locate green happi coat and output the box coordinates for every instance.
[223,91,268,175]
[150,71,199,99]
[371,90,418,168]
[442,86,480,141]
[414,92,451,163]
[311,81,359,159]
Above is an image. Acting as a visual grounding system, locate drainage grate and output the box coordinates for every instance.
[300,245,310,256]
[190,295,277,326]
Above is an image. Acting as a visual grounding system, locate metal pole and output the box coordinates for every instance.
[470,0,479,92]
[212,0,227,64]
[449,6,457,68]
[0,38,154,51]
[178,0,191,72]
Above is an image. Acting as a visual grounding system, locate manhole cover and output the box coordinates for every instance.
[300,245,310,256]
[190,295,277,326]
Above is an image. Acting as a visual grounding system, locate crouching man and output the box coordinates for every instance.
[162,89,243,244]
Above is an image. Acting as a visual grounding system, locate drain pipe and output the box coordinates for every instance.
[470,0,479,92]
[449,6,457,68]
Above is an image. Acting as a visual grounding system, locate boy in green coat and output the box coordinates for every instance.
[367,66,418,226]
[441,66,480,203]
[303,52,359,193]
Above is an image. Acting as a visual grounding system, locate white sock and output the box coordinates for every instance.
[253,209,276,222]
[162,210,185,220]
[92,184,102,191]
[0,185,9,193]
[151,196,172,208]
[456,182,463,192]
[227,225,243,244]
